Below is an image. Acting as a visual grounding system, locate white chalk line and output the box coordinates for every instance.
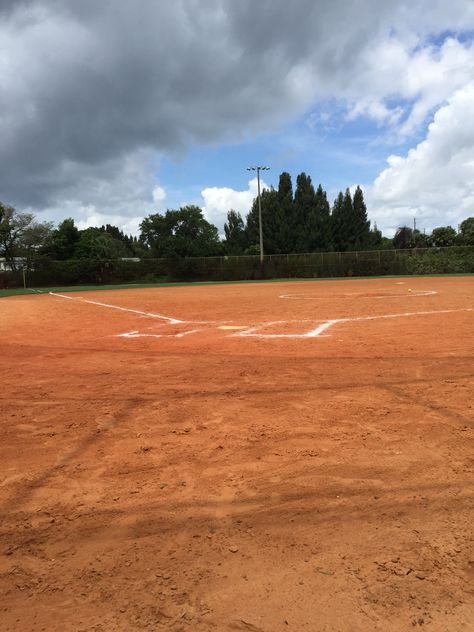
[118,329,200,339]
[236,308,473,339]
[233,319,336,339]
[48,291,226,325]
[49,292,472,341]
[279,290,438,300]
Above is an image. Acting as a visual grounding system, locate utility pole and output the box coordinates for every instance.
[247,166,269,265]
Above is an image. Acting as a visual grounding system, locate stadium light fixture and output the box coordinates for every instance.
[247,166,269,264]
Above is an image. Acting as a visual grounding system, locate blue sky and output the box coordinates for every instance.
[159,105,416,208]
[1,1,474,237]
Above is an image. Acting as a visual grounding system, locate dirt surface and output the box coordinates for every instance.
[0,276,473,631]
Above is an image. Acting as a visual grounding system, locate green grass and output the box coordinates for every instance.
[1,272,472,299]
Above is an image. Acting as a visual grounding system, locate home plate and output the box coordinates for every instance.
[218,325,247,330]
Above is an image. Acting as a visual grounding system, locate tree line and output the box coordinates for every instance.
[225,173,380,255]
[1,171,474,268]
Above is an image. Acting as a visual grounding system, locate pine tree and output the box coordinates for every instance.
[307,184,332,251]
[352,186,371,249]
[263,187,284,254]
[224,210,247,254]
[277,172,294,253]
[294,172,316,252]
[331,191,345,251]
[245,187,279,254]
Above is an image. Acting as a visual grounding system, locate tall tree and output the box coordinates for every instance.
[277,172,294,253]
[43,218,80,260]
[294,172,316,252]
[0,202,52,268]
[74,227,130,259]
[459,217,474,245]
[140,206,221,257]
[245,187,280,254]
[351,186,371,249]
[307,184,332,251]
[224,210,247,254]
[331,189,356,251]
[100,224,138,256]
[330,191,345,252]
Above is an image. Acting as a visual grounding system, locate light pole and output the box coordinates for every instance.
[247,166,269,265]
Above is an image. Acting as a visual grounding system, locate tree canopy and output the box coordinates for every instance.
[0,202,52,268]
[1,183,472,266]
[140,205,221,257]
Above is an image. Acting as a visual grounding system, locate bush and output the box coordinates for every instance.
[6,247,473,290]
[408,248,474,274]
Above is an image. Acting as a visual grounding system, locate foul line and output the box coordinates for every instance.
[236,308,473,338]
[49,292,184,324]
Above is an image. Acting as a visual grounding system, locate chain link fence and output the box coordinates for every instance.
[1,246,473,289]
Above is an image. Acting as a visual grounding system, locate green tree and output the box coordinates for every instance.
[245,187,280,254]
[74,227,130,259]
[393,226,413,249]
[380,236,394,249]
[411,229,430,248]
[307,184,332,251]
[0,202,52,268]
[351,186,371,249]
[459,217,474,245]
[429,226,457,247]
[368,222,383,249]
[224,210,247,254]
[100,224,138,256]
[277,172,294,253]
[330,192,345,252]
[140,205,221,257]
[43,218,80,260]
[331,189,355,251]
[294,172,316,252]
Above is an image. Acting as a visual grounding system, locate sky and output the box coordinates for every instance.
[1,1,474,238]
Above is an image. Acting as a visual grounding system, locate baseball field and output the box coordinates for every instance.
[0,275,473,631]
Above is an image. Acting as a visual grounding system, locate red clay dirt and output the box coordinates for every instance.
[0,276,473,631]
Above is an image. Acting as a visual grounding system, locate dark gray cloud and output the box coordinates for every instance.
[0,0,473,228]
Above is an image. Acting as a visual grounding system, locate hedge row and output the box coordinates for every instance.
[1,247,473,289]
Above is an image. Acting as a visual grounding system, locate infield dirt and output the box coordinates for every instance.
[0,276,473,631]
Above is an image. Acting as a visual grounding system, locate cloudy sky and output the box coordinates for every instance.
[1,0,474,237]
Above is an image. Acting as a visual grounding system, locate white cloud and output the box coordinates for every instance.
[325,36,474,137]
[369,82,474,234]
[152,186,166,204]
[1,1,474,233]
[201,178,269,232]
